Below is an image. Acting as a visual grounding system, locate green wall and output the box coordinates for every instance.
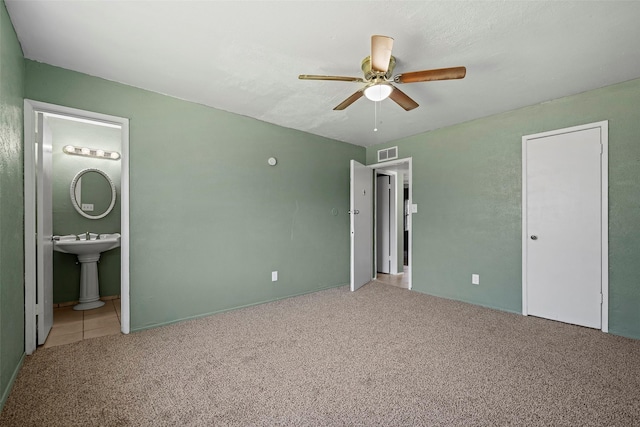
[50,117,121,303]
[0,0,24,409]
[367,78,640,339]
[25,60,365,331]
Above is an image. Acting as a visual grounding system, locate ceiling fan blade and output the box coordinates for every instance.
[299,74,365,83]
[389,85,419,111]
[334,90,364,110]
[371,35,394,73]
[393,66,467,84]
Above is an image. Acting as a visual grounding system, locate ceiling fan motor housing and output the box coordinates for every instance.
[361,55,396,81]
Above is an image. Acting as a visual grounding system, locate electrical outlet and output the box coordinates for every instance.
[272,271,278,282]
[472,274,480,285]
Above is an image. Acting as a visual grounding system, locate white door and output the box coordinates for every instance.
[350,160,373,291]
[524,124,604,329]
[376,175,391,274]
[36,113,54,344]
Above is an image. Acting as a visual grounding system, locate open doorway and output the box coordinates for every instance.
[349,157,412,292]
[373,158,412,290]
[24,100,130,355]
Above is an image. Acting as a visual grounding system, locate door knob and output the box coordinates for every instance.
[530,235,538,240]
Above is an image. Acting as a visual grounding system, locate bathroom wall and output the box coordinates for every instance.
[366,77,640,340]
[0,0,25,409]
[25,60,365,331]
[49,117,121,303]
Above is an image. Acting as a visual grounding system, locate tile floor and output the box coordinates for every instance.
[376,265,411,289]
[42,298,121,348]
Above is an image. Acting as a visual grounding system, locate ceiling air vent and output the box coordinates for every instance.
[377,146,398,162]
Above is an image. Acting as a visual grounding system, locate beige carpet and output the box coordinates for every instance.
[2,282,639,426]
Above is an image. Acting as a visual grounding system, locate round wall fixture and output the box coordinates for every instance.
[268,157,277,166]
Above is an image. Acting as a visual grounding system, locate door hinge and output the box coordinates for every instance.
[600,144,603,154]
[35,302,43,316]
[599,293,603,304]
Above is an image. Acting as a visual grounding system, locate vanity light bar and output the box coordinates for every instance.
[63,145,121,160]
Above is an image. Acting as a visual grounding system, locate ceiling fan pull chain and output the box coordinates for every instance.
[374,101,378,132]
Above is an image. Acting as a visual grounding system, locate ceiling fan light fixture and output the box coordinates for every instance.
[364,83,393,102]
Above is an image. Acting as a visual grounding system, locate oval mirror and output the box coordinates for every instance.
[70,168,117,220]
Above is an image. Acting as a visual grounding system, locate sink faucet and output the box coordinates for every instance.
[86,231,90,240]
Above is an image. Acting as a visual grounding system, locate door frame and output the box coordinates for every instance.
[521,121,608,332]
[24,100,131,354]
[369,157,412,289]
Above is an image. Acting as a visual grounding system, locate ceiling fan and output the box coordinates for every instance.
[299,35,466,111]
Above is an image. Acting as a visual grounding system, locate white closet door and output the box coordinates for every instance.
[525,126,602,329]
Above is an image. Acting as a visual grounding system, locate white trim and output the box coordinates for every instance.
[120,118,130,334]
[369,157,410,169]
[368,157,412,289]
[23,100,131,355]
[42,112,122,129]
[600,122,609,333]
[23,103,37,355]
[521,134,528,317]
[521,120,608,333]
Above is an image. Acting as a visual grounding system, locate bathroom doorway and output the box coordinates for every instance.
[24,100,130,354]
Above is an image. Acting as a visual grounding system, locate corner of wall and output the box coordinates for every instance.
[0,0,26,412]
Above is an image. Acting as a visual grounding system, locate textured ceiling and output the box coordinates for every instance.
[7,1,640,147]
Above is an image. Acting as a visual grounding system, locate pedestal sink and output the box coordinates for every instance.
[53,233,120,310]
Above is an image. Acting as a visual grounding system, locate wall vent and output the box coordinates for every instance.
[377,146,398,162]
